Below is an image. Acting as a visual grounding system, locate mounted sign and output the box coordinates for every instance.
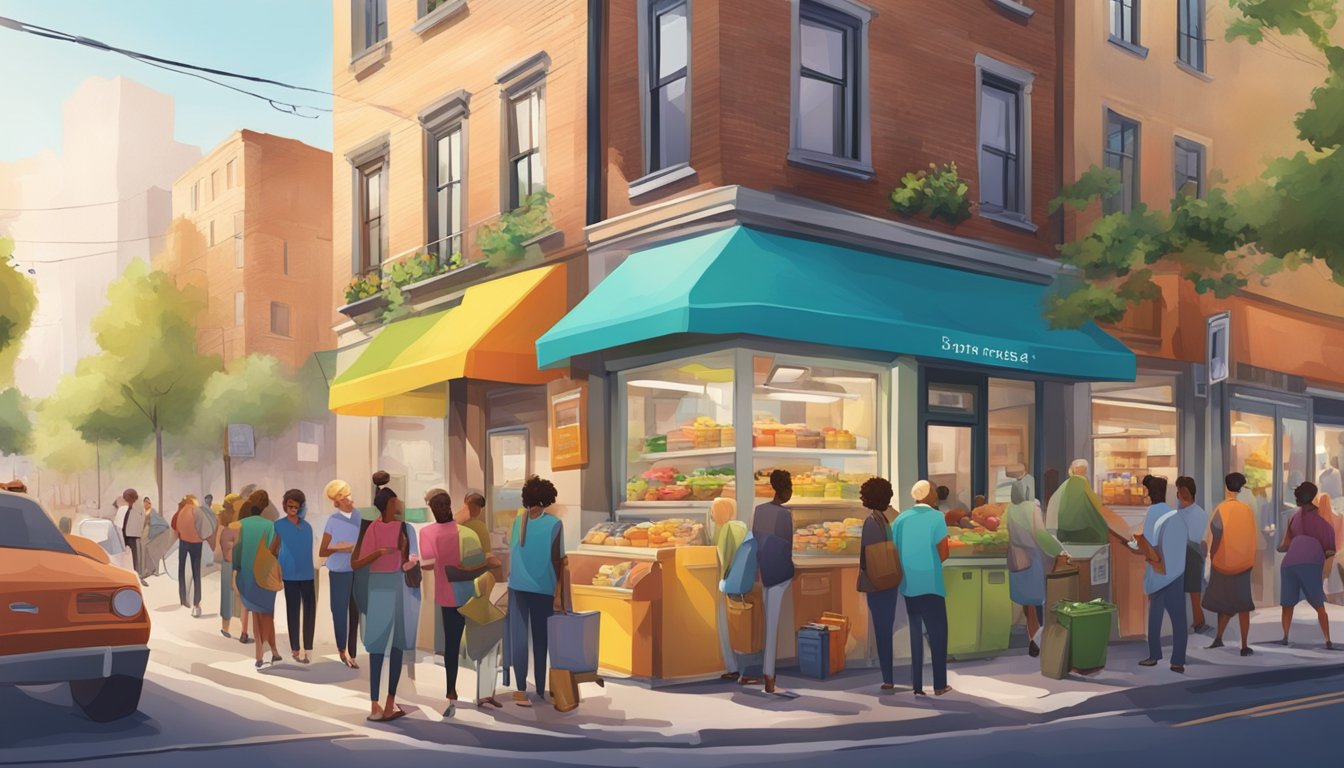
[227,424,256,459]
[549,383,588,471]
[1207,312,1231,385]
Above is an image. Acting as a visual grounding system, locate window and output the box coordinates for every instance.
[647,0,690,173]
[190,181,199,212]
[210,170,219,201]
[1174,137,1204,198]
[1110,0,1139,45]
[1091,376,1180,511]
[507,90,544,209]
[1104,111,1140,215]
[428,126,464,261]
[208,220,216,246]
[270,302,291,337]
[356,0,387,53]
[234,291,244,327]
[282,240,289,275]
[226,158,237,189]
[797,3,860,160]
[357,160,386,272]
[979,76,1023,216]
[233,212,244,267]
[1177,0,1205,73]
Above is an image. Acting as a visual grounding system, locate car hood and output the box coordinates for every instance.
[0,547,137,589]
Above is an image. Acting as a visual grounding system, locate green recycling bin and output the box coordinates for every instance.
[1052,599,1115,671]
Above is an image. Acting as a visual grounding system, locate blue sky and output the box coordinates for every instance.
[0,0,333,162]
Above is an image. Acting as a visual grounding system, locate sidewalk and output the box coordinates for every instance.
[144,567,1344,751]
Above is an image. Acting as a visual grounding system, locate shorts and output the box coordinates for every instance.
[1183,546,1205,593]
[1280,562,1327,609]
[1203,569,1254,615]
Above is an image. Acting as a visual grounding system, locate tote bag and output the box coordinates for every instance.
[862,511,902,591]
[253,536,283,592]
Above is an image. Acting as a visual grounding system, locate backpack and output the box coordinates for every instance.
[195,505,219,540]
[721,532,758,596]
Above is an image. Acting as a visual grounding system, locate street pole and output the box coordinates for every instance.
[223,429,233,495]
[95,442,102,509]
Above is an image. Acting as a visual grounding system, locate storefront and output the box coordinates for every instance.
[536,225,1136,677]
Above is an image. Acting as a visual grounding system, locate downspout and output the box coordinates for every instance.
[586,0,604,226]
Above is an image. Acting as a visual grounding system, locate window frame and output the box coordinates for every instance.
[356,160,387,275]
[787,0,874,180]
[1177,0,1206,74]
[210,170,219,201]
[234,291,245,328]
[208,220,216,247]
[1173,136,1205,199]
[1110,0,1140,47]
[1103,110,1141,215]
[270,301,292,338]
[497,52,550,213]
[975,54,1036,231]
[190,181,199,212]
[226,158,237,189]
[356,0,388,55]
[345,133,391,278]
[282,239,289,275]
[233,211,244,268]
[647,0,691,175]
[427,123,466,262]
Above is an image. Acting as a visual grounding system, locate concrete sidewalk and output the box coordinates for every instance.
[143,566,1344,751]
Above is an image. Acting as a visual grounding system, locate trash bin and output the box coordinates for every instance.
[1053,599,1115,671]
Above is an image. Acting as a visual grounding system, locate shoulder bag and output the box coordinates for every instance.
[253,530,283,592]
[863,510,903,592]
[401,522,422,590]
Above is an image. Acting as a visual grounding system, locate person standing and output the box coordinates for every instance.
[1205,473,1257,655]
[458,489,504,708]
[276,490,317,664]
[856,478,900,690]
[893,480,951,696]
[1319,457,1343,502]
[321,480,362,669]
[118,489,147,587]
[234,490,282,669]
[1278,482,1336,649]
[751,470,795,695]
[139,497,155,581]
[1175,477,1211,633]
[173,495,205,617]
[420,492,490,717]
[352,486,418,722]
[1004,476,1068,657]
[507,476,564,707]
[711,497,748,683]
[1137,475,1189,673]
[213,495,248,640]
[459,492,491,550]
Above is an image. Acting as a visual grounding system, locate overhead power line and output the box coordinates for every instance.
[0,190,147,213]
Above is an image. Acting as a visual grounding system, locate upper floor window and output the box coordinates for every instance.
[208,219,216,247]
[282,240,289,275]
[270,302,291,337]
[1104,111,1141,215]
[354,0,387,54]
[1177,0,1205,73]
[507,90,544,209]
[788,0,872,179]
[226,158,237,189]
[190,181,199,212]
[234,291,244,327]
[357,160,386,272]
[1174,137,1205,198]
[431,126,464,260]
[210,170,219,201]
[1110,0,1139,46]
[647,0,690,173]
[233,212,244,267]
[979,76,1023,216]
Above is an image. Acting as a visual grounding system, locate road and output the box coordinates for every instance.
[4,659,1342,766]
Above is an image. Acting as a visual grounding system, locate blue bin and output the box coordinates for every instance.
[548,610,601,672]
[797,627,831,679]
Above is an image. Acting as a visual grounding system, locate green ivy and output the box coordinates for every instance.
[478,190,555,269]
[889,162,971,225]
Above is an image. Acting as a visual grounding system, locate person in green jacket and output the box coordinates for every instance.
[712,497,748,682]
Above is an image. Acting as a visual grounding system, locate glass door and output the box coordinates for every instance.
[928,424,974,512]
[486,427,530,545]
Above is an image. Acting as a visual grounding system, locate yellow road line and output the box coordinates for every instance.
[1248,695,1344,719]
[1172,691,1344,728]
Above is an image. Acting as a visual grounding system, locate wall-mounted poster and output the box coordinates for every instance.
[549,382,587,470]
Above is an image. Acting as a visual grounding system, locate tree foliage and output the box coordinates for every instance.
[0,237,39,386]
[1049,0,1344,327]
[176,354,303,470]
[0,388,31,456]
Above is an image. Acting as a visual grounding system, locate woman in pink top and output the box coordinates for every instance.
[352,487,418,722]
[419,492,489,717]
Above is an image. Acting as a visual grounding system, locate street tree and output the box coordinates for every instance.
[0,237,38,386]
[0,387,31,457]
[1047,0,1344,327]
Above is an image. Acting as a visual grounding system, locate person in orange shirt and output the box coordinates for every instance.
[173,495,205,617]
[1205,473,1258,656]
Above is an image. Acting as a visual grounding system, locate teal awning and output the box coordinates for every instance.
[536,226,1136,381]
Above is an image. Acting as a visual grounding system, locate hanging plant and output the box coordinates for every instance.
[478,190,555,269]
[889,162,971,225]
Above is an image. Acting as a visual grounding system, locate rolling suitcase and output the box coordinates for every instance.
[1040,622,1071,680]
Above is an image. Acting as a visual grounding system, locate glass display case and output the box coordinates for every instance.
[1091,376,1180,512]
[579,510,709,555]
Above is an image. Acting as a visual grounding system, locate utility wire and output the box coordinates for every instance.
[0,190,147,213]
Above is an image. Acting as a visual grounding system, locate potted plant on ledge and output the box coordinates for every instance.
[339,271,386,322]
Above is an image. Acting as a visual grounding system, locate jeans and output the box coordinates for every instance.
[762,580,790,678]
[328,570,360,657]
[284,580,316,652]
[1147,578,1188,666]
[866,590,900,685]
[369,647,403,702]
[178,541,202,607]
[716,593,738,674]
[905,594,949,692]
[508,589,554,696]
[441,606,466,698]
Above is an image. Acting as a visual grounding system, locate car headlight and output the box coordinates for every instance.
[111,587,143,618]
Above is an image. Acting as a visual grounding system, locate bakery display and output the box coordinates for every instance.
[581,518,707,549]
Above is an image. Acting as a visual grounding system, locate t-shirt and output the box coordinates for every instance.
[1282,507,1338,568]
[233,516,275,582]
[1143,506,1188,594]
[1179,503,1209,548]
[323,510,360,572]
[509,512,563,596]
[357,519,405,574]
[174,507,203,544]
[893,504,947,598]
[273,517,315,581]
[420,521,464,608]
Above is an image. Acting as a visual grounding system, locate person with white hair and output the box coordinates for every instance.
[321,479,362,669]
[892,480,952,696]
[1046,458,1127,545]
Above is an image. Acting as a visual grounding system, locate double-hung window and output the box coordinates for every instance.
[979,76,1024,216]
[1173,137,1205,198]
[1104,111,1141,215]
[430,126,464,260]
[647,0,689,172]
[797,3,859,159]
[1110,0,1139,46]
[507,90,543,209]
[358,162,385,272]
[1177,0,1205,73]
[358,0,387,53]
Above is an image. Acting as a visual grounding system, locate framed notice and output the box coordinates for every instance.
[1207,312,1230,385]
[549,383,588,471]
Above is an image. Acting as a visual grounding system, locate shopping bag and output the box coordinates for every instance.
[727,594,763,654]
[548,611,601,672]
[253,537,283,592]
[1040,622,1071,680]
[461,571,505,625]
[863,511,902,591]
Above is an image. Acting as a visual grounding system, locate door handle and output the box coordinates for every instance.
[9,602,38,614]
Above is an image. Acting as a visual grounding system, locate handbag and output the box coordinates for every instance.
[460,570,504,625]
[253,535,283,592]
[862,511,902,591]
[401,523,422,590]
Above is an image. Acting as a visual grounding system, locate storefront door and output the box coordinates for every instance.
[487,427,530,541]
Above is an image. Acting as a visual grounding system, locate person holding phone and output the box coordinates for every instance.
[1137,476,1189,673]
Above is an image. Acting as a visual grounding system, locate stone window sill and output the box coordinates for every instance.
[1175,60,1213,82]
[980,208,1039,233]
[413,0,468,36]
[349,40,391,79]
[628,164,698,200]
[786,149,875,182]
[990,0,1035,20]
[1108,36,1149,59]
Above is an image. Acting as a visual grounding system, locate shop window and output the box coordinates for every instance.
[379,416,447,517]
[1091,375,1179,512]
[1315,425,1344,502]
[928,383,977,416]
[988,379,1035,503]
[929,424,974,513]
[1104,111,1140,215]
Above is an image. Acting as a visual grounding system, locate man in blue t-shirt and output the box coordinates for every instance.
[1137,475,1189,673]
[893,479,952,696]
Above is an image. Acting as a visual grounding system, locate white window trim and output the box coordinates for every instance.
[413,0,468,35]
[633,0,695,198]
[787,0,876,181]
[420,90,472,260]
[974,53,1036,232]
[989,0,1034,19]
[497,52,550,213]
[346,133,391,275]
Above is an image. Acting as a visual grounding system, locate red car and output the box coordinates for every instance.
[0,489,151,722]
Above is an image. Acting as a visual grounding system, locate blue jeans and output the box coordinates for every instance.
[178,542,202,607]
[866,590,900,685]
[509,589,554,696]
[1147,579,1188,666]
[328,570,360,657]
[905,594,948,692]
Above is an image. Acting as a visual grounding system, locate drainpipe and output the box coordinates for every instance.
[586,0,604,226]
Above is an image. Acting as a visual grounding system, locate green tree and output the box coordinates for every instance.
[177,355,303,484]
[0,237,39,386]
[1048,0,1344,328]
[0,388,31,456]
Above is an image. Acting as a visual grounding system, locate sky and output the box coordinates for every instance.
[0,0,333,163]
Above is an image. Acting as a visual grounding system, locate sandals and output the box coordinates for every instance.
[721,672,741,682]
[220,630,232,639]
[378,707,407,722]
[477,697,503,709]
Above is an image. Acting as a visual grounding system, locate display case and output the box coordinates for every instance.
[1091,376,1180,513]
[579,510,709,557]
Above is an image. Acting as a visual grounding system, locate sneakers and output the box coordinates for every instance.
[1170,665,1185,673]
[1138,658,1159,667]
[934,686,953,696]
[191,605,202,618]
[1240,647,1254,657]
[1208,639,1225,649]
[1028,641,1040,658]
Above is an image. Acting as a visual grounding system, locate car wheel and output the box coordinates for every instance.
[69,674,144,722]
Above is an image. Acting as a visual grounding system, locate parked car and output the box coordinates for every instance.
[75,516,135,572]
[0,490,151,722]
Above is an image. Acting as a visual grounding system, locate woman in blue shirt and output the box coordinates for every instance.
[507,476,564,707]
[275,489,316,664]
